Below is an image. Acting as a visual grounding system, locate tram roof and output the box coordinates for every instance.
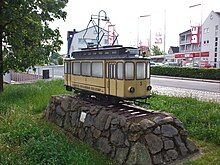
[67,45,150,60]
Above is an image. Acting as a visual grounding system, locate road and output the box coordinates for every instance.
[151,76,220,93]
[151,76,220,103]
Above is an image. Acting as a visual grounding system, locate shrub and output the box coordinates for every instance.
[151,66,220,80]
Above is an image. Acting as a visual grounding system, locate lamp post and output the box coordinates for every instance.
[139,14,151,53]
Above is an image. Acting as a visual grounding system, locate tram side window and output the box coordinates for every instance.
[92,62,103,78]
[82,62,91,76]
[147,62,150,79]
[125,62,134,80]
[72,62,74,74]
[73,62,81,75]
[137,62,146,80]
[117,62,124,80]
[110,64,116,79]
[106,63,109,78]
[64,62,67,74]
[67,62,71,74]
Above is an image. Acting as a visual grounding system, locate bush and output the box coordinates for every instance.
[151,66,220,80]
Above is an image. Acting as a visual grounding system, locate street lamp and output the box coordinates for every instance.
[138,14,151,54]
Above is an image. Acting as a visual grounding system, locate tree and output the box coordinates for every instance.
[151,45,165,56]
[57,56,63,65]
[0,0,68,92]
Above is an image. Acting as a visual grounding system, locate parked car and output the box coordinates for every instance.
[200,63,212,68]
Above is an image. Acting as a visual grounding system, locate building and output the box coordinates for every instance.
[67,25,119,55]
[175,11,220,68]
[202,11,220,68]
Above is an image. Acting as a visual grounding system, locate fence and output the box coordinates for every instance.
[4,65,64,84]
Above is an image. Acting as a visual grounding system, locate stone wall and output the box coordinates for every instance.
[44,94,199,165]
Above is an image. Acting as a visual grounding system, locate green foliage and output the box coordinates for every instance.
[151,66,220,80]
[57,56,64,65]
[0,0,68,73]
[151,45,164,56]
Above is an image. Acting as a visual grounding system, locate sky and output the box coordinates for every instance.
[51,0,220,54]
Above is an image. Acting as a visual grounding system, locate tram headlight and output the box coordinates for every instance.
[147,85,152,91]
[128,86,135,93]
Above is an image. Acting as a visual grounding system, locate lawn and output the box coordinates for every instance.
[0,80,220,164]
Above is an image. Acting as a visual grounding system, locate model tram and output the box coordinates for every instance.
[64,45,152,102]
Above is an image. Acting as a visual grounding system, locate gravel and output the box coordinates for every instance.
[152,85,220,103]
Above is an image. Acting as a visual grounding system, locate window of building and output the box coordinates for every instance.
[92,62,103,78]
[105,39,108,44]
[215,52,217,57]
[125,62,134,80]
[215,25,218,31]
[215,42,218,47]
[214,58,217,62]
[215,47,218,52]
[117,62,124,80]
[106,63,109,78]
[215,37,218,41]
[78,38,85,44]
[81,62,91,76]
[136,62,146,80]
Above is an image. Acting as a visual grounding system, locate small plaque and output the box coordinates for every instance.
[80,112,87,123]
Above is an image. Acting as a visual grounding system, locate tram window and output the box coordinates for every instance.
[112,51,117,54]
[67,62,71,74]
[106,63,109,78]
[64,62,67,74]
[72,62,74,74]
[137,62,146,80]
[73,62,80,75]
[110,64,116,79]
[92,62,103,78]
[105,51,109,55]
[82,62,91,76]
[117,62,124,80]
[147,62,150,79]
[125,62,134,80]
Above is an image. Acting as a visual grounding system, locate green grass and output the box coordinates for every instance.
[0,80,220,164]
[146,94,220,145]
[0,80,116,165]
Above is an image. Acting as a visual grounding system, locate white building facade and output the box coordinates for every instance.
[202,11,220,68]
[176,11,220,68]
[67,26,119,55]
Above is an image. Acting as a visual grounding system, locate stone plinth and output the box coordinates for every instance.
[44,94,199,165]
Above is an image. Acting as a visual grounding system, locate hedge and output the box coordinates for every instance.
[151,66,220,80]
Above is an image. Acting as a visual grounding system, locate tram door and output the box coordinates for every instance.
[106,63,117,96]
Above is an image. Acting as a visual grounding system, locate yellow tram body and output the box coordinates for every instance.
[64,46,151,100]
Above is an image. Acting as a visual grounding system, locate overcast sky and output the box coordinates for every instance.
[51,0,220,54]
